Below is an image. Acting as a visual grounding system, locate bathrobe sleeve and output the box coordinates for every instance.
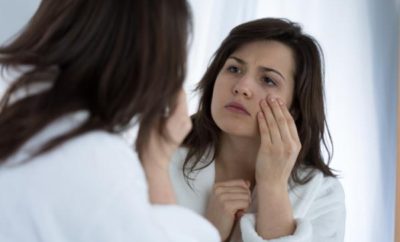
[78,133,221,242]
[240,175,345,242]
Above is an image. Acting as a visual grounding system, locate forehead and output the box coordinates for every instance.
[229,40,295,78]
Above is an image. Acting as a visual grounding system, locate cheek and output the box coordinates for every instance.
[282,90,294,109]
[211,77,227,107]
[282,82,295,106]
[260,87,293,106]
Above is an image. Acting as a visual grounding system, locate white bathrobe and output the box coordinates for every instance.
[0,111,220,242]
[170,147,346,242]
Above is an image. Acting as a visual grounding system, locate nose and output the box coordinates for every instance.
[233,76,253,98]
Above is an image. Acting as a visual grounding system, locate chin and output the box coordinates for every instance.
[215,118,256,138]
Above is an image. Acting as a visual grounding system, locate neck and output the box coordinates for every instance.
[215,133,260,184]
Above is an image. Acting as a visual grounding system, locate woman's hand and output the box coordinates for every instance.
[205,180,251,241]
[141,88,192,204]
[160,88,193,158]
[142,88,192,167]
[255,96,301,187]
[254,96,298,239]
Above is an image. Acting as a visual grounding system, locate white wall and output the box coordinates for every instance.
[0,0,40,45]
[0,0,40,97]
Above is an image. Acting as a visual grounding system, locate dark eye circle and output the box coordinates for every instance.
[262,77,276,86]
[227,66,240,73]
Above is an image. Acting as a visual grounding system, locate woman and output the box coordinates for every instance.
[170,18,345,242]
[0,0,219,241]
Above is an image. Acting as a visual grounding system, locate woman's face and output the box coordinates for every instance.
[211,40,296,138]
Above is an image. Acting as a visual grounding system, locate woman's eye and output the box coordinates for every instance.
[227,65,240,74]
[262,76,276,86]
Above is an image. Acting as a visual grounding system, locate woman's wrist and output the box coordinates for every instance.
[256,182,289,203]
[256,181,295,239]
[142,155,176,204]
[142,155,170,172]
[255,175,289,190]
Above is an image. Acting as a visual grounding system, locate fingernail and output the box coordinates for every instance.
[269,97,275,103]
[235,211,244,220]
[278,99,284,106]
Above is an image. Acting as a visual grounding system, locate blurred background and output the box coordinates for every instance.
[0,0,399,241]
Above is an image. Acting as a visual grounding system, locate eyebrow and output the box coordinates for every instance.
[228,56,286,81]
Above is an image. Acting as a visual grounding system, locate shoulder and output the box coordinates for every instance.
[48,130,144,183]
[59,130,136,160]
[0,130,147,232]
[2,130,145,195]
[42,130,138,167]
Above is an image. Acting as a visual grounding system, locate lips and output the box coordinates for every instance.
[224,101,251,116]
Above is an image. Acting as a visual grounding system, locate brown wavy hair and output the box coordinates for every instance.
[183,18,336,185]
[0,0,191,162]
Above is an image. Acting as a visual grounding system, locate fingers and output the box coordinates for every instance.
[224,199,251,214]
[268,97,292,143]
[214,187,250,195]
[216,192,251,202]
[213,180,251,196]
[260,99,281,144]
[212,179,252,214]
[213,187,252,216]
[214,179,250,189]
[281,104,301,143]
[257,111,271,144]
[236,209,245,220]
[259,96,298,145]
